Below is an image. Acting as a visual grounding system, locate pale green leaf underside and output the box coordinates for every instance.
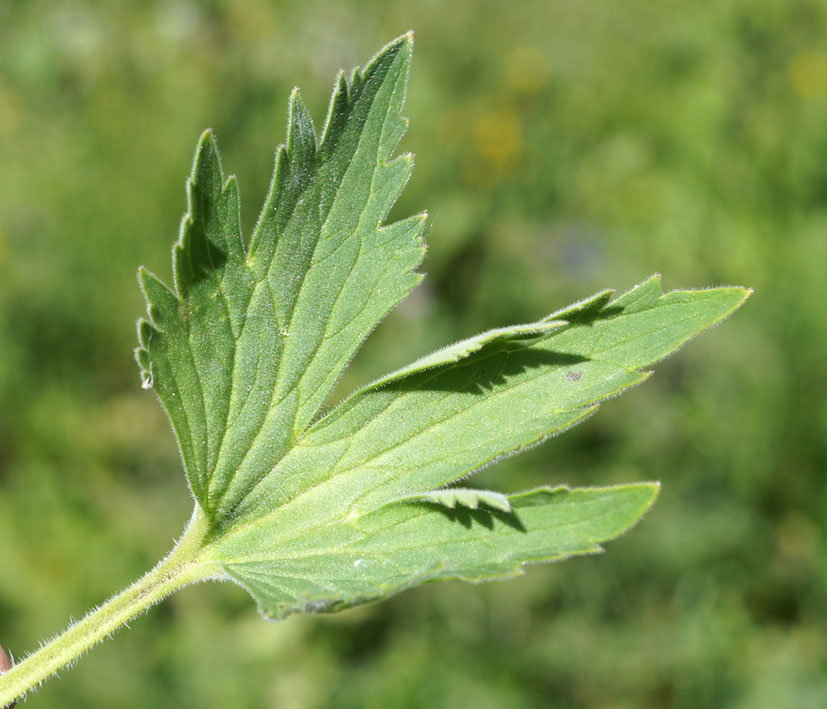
[215,275,748,532]
[204,275,747,617]
[213,484,659,619]
[135,35,750,620]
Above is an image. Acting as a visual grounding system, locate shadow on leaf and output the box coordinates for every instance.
[413,501,527,532]
[178,236,229,289]
[396,347,588,394]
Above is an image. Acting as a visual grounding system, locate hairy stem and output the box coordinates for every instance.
[0,505,221,706]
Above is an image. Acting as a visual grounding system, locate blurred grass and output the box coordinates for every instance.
[1,1,826,707]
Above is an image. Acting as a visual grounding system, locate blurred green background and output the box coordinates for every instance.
[1,1,825,707]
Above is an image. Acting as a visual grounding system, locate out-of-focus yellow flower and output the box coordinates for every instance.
[788,51,827,99]
[506,46,550,95]
[473,109,523,175]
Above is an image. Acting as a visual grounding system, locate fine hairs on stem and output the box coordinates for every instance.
[0,644,15,709]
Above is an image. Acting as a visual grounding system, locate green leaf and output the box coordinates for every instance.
[137,34,425,521]
[136,34,750,620]
[197,274,747,617]
[215,484,659,619]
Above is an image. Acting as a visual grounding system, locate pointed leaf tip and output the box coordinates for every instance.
[197,128,215,146]
[286,88,317,156]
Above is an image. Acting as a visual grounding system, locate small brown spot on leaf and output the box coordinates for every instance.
[565,371,582,382]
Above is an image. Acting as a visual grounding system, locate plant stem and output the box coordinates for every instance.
[0,505,222,707]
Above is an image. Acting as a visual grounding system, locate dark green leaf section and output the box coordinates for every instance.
[217,484,659,620]
[136,35,425,521]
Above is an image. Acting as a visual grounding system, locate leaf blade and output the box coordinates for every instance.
[222,276,748,527]
[136,34,425,522]
[217,483,659,619]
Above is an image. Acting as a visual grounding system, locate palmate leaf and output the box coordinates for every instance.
[136,34,750,619]
[0,36,755,708]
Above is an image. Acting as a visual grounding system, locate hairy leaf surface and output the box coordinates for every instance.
[137,35,424,521]
[215,484,659,619]
[136,35,750,619]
